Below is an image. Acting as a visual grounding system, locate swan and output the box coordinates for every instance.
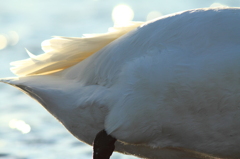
[1,7,240,159]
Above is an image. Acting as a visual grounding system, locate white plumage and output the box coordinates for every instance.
[1,8,240,159]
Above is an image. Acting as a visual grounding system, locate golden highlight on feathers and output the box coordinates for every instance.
[10,22,144,77]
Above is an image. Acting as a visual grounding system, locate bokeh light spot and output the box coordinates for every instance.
[146,11,163,21]
[0,35,8,50]
[210,3,228,8]
[112,4,134,26]
[8,31,19,46]
[9,119,31,134]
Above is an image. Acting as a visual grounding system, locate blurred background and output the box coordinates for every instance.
[0,0,240,159]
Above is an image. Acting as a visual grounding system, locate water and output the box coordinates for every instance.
[1,0,240,158]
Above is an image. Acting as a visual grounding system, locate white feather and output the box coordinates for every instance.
[25,48,37,58]
[10,22,143,76]
[2,8,240,159]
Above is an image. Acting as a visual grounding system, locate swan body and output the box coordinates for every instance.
[2,8,240,158]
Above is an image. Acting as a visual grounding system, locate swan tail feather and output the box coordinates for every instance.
[10,22,144,77]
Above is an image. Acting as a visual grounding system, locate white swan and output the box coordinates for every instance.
[1,8,240,159]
